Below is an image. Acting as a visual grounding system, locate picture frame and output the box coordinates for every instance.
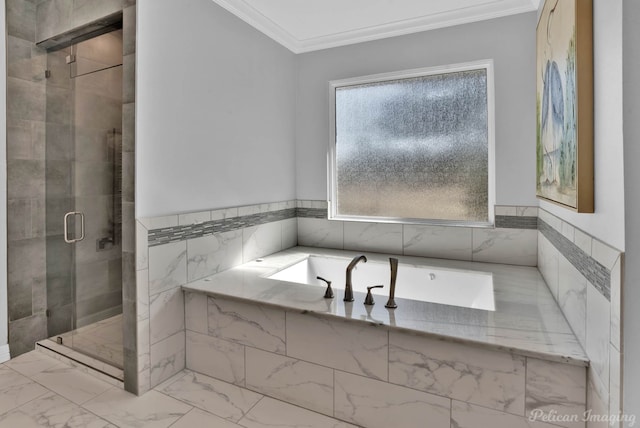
[536,0,594,212]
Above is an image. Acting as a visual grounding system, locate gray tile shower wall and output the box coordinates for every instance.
[5,0,136,386]
[536,208,623,428]
[7,0,50,357]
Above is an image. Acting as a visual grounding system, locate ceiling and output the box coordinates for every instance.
[211,0,541,53]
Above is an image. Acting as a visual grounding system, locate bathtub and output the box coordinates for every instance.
[267,255,495,311]
[182,246,589,427]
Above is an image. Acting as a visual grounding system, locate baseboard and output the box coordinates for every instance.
[0,343,10,363]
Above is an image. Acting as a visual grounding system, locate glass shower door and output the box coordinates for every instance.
[45,30,124,369]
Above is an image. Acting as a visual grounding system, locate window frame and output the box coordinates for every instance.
[327,59,496,227]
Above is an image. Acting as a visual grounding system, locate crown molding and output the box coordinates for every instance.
[211,0,538,54]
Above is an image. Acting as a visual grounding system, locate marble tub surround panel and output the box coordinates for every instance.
[297,202,538,266]
[388,330,526,415]
[536,208,623,427]
[208,297,286,354]
[137,201,299,392]
[182,246,590,426]
[245,347,334,416]
[186,330,245,386]
[525,358,587,428]
[286,311,389,381]
[334,371,452,428]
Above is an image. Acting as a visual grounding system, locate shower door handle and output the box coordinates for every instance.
[64,211,85,244]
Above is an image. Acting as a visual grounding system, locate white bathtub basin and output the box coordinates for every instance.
[267,255,495,311]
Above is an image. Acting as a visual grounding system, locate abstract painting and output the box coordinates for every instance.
[536,0,593,212]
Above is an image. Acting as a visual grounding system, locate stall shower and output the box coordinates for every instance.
[43,29,124,371]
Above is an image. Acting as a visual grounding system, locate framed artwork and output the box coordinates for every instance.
[536,0,593,212]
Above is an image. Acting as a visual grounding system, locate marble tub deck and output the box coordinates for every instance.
[184,246,589,366]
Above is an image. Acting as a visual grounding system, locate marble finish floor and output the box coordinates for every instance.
[57,314,124,369]
[0,351,356,427]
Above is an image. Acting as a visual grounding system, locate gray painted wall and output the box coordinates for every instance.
[295,12,537,208]
[136,0,297,217]
[623,0,640,421]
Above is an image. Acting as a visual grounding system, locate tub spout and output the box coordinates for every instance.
[344,254,367,302]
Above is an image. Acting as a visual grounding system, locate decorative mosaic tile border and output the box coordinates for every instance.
[538,218,611,300]
[147,202,540,247]
[147,208,296,247]
[296,207,327,219]
[495,215,537,229]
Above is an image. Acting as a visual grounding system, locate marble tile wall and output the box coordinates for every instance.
[135,201,299,393]
[537,208,623,428]
[183,291,587,428]
[298,201,538,266]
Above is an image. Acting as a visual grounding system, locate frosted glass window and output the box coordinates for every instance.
[331,63,493,224]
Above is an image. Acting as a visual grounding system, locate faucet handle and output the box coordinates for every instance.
[317,276,334,299]
[364,285,384,305]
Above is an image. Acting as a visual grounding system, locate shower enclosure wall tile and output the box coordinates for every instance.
[334,371,451,428]
[208,297,286,354]
[7,0,37,41]
[8,280,33,321]
[525,358,586,428]
[8,237,47,286]
[149,287,184,345]
[122,201,136,253]
[389,330,526,415]
[122,154,134,204]
[8,160,46,200]
[245,347,334,416]
[72,0,123,28]
[149,331,185,388]
[8,199,33,240]
[123,54,135,103]
[7,36,46,82]
[35,0,73,42]
[403,224,473,261]
[186,330,245,386]
[286,312,388,381]
[8,313,48,356]
[7,77,45,121]
[187,230,243,282]
[7,118,44,160]
[148,240,187,296]
[44,123,73,161]
[538,232,560,300]
[45,86,71,124]
[343,221,403,254]
[122,103,135,152]
[123,5,136,55]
